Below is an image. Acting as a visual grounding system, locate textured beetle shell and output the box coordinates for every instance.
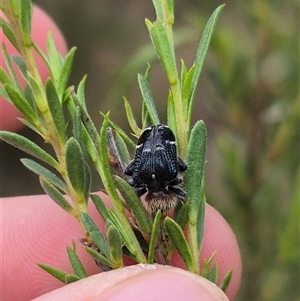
[129,125,178,189]
[125,124,187,212]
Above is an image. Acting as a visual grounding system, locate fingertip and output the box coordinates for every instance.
[2,194,241,300]
[33,265,229,301]
[99,265,230,301]
[202,204,242,300]
[171,203,242,300]
[1,193,108,300]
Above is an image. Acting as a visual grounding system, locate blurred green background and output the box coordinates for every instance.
[1,0,299,300]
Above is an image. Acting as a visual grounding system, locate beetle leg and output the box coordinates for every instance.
[169,186,186,198]
[136,187,147,197]
[178,157,187,172]
[124,161,135,176]
[168,177,182,186]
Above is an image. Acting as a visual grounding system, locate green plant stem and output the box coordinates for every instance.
[161,1,188,156]
[96,113,147,263]
[2,0,43,90]
[161,0,174,45]
[3,1,89,231]
[170,82,188,157]
[187,222,200,274]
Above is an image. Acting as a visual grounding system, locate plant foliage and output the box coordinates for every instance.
[0,0,231,293]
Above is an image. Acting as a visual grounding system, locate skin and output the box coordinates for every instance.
[0,5,242,301]
[1,195,241,301]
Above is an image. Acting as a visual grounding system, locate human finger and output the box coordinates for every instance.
[171,205,242,300]
[2,193,241,300]
[33,264,229,301]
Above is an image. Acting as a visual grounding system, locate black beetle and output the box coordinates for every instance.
[125,124,187,213]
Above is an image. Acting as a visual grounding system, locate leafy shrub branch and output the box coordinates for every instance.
[0,0,232,291]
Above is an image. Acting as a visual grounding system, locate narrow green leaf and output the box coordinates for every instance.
[2,42,21,91]
[165,0,175,24]
[80,212,110,258]
[201,259,211,279]
[67,244,88,279]
[0,66,13,86]
[115,131,131,164]
[63,86,73,103]
[114,176,152,236]
[219,270,233,292]
[21,158,67,192]
[180,59,187,91]
[148,210,162,264]
[27,72,48,112]
[106,127,127,178]
[209,263,219,284]
[201,253,219,283]
[66,95,97,164]
[141,102,150,129]
[38,263,69,283]
[99,113,124,210]
[0,131,59,168]
[7,85,35,117]
[18,118,42,136]
[105,218,114,232]
[24,85,37,111]
[107,224,123,267]
[83,162,91,203]
[182,64,195,116]
[187,5,224,119]
[164,217,194,271]
[57,47,76,98]
[82,109,100,153]
[138,74,160,125]
[102,115,136,149]
[141,66,152,130]
[46,32,61,82]
[74,114,100,166]
[73,94,100,151]
[152,0,163,20]
[173,201,190,229]
[77,75,87,109]
[65,274,80,284]
[66,137,85,195]
[107,210,133,247]
[40,177,74,213]
[107,209,147,263]
[206,251,216,265]
[84,246,112,268]
[81,123,99,165]
[0,17,19,51]
[20,0,32,45]
[90,194,111,222]
[146,19,177,85]
[72,107,83,150]
[196,178,206,251]
[144,62,152,81]
[167,89,177,138]
[123,97,141,136]
[12,55,27,80]
[186,121,207,220]
[32,42,51,75]
[5,84,38,123]
[0,85,10,102]
[46,79,66,143]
